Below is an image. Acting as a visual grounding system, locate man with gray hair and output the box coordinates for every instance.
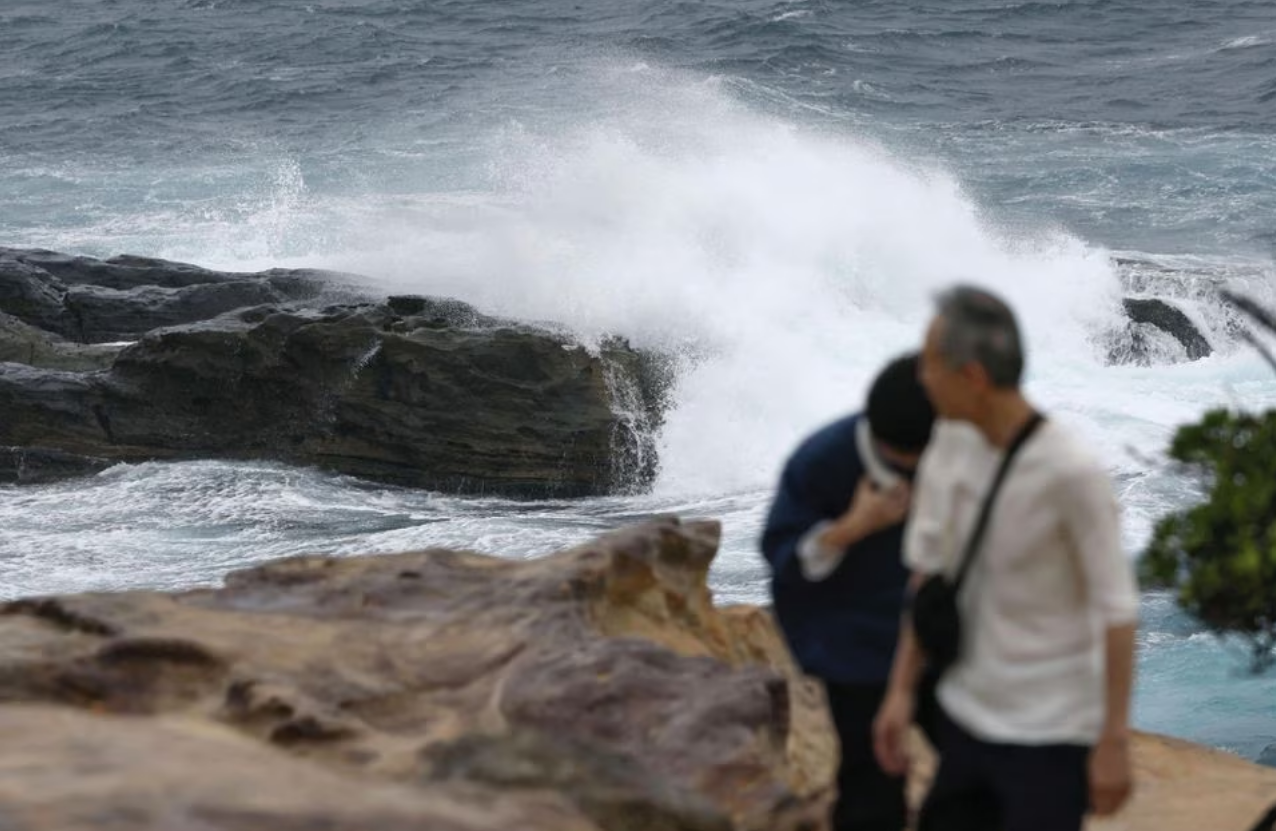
[873,286,1138,831]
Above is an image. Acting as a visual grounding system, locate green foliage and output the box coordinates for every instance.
[1142,408,1276,673]
[1143,292,1276,673]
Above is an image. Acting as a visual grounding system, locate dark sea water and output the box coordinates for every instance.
[3,0,1276,761]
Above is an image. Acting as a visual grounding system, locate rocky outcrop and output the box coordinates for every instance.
[1104,256,1268,365]
[1120,297,1213,361]
[0,247,358,342]
[0,705,601,831]
[0,247,669,496]
[0,519,835,831]
[1102,294,1215,367]
[1,519,1274,830]
[0,310,124,371]
[0,446,116,484]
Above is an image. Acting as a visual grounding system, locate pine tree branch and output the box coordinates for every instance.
[1222,290,1276,339]
[1237,328,1276,376]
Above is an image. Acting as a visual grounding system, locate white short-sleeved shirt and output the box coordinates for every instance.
[905,418,1139,745]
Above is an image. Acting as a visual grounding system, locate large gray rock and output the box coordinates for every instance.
[1103,256,1269,365]
[0,311,124,371]
[0,256,68,333]
[1103,295,1216,366]
[1122,297,1213,361]
[0,247,361,342]
[0,300,668,497]
[0,446,115,484]
[0,247,670,496]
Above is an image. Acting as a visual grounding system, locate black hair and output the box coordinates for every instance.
[866,353,936,452]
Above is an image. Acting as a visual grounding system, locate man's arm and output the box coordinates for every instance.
[874,571,926,775]
[872,435,947,774]
[1060,464,1139,816]
[760,452,834,584]
[819,478,911,550]
[764,425,911,582]
[1092,621,1136,814]
[1102,623,1135,740]
[889,573,928,693]
[798,479,912,580]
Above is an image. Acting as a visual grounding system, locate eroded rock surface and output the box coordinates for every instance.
[0,519,835,831]
[0,247,669,495]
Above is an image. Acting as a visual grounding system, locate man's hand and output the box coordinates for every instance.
[842,477,913,536]
[1089,732,1133,816]
[872,687,914,777]
[815,477,910,551]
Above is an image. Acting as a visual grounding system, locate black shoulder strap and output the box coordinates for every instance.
[952,413,1045,591]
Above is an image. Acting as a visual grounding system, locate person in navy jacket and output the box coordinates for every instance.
[761,353,936,831]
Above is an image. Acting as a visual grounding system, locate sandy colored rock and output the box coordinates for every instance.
[0,517,1272,831]
[1089,733,1276,831]
[0,704,598,831]
[0,518,833,831]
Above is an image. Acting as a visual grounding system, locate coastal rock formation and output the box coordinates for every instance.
[0,518,1273,830]
[3,246,1245,488]
[0,705,600,831]
[0,247,353,342]
[1116,296,1214,363]
[0,247,668,496]
[1103,256,1271,365]
[0,519,835,831]
[0,310,123,371]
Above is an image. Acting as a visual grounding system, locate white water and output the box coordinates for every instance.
[206,69,1276,509]
[4,65,1276,760]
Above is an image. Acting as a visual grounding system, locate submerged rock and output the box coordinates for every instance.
[1119,297,1213,362]
[1103,256,1276,365]
[1102,296,1215,366]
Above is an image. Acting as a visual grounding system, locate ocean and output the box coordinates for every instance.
[2,0,1276,761]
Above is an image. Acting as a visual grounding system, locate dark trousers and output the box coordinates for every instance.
[826,682,907,831]
[918,708,1090,831]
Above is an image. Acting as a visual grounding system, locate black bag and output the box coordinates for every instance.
[910,413,1044,678]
